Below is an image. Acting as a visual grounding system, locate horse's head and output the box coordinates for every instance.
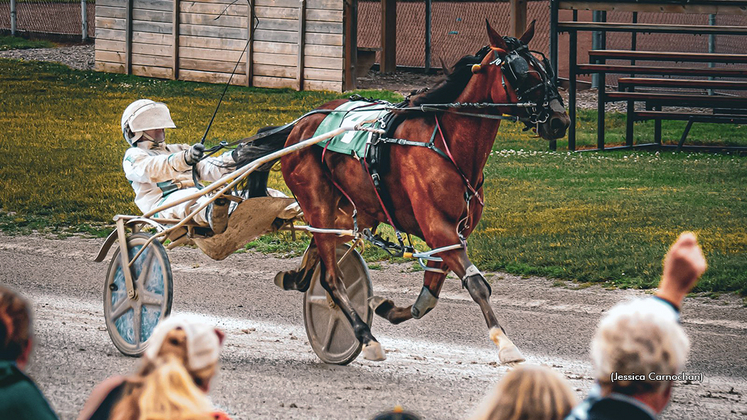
[473,20,570,140]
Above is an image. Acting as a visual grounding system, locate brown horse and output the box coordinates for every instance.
[251,21,569,363]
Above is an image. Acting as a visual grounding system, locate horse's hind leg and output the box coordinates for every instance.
[316,236,386,361]
[274,239,319,292]
[369,261,448,324]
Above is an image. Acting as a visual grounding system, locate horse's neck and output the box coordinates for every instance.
[438,87,503,184]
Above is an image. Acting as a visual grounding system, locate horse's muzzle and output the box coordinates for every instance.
[539,99,570,140]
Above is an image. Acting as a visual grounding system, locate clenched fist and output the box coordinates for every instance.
[657,232,707,309]
[185,143,205,166]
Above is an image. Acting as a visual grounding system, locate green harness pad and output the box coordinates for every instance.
[314,101,389,157]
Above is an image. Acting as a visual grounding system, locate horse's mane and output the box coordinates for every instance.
[409,45,492,106]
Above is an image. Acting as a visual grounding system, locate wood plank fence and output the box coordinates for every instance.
[95,0,346,91]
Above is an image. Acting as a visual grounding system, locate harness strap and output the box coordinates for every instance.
[434,116,485,207]
[374,131,449,160]
[321,141,359,235]
[362,142,404,232]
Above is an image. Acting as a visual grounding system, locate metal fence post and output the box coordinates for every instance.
[708,14,716,95]
[549,0,558,85]
[10,0,16,36]
[425,0,431,72]
[82,0,88,41]
[591,10,602,89]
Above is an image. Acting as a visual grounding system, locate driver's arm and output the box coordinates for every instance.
[195,151,237,182]
[123,145,190,184]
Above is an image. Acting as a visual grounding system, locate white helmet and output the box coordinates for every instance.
[121,99,176,145]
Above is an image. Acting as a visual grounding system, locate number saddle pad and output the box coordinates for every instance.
[314,101,390,157]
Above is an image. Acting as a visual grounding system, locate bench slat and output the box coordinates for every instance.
[618,78,747,90]
[559,21,747,35]
[589,50,747,64]
[607,91,747,106]
[633,111,747,122]
[577,64,747,77]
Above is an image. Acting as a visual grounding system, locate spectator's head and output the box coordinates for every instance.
[470,365,576,420]
[591,298,690,413]
[110,316,226,420]
[132,355,216,420]
[0,285,33,369]
[143,315,225,392]
[371,405,422,420]
[121,99,176,147]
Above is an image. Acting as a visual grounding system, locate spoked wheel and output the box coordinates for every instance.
[104,232,173,356]
[303,244,373,365]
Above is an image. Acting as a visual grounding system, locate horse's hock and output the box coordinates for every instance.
[95,0,354,92]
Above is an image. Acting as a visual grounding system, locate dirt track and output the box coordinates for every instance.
[1,233,745,419]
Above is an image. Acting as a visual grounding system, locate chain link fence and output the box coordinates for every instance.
[358,0,552,70]
[358,0,747,81]
[0,0,94,41]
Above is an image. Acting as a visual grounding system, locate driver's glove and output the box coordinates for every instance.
[184,143,205,166]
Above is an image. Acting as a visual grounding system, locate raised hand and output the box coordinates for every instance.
[657,231,708,309]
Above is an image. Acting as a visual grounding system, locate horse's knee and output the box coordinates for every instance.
[463,265,492,301]
[411,286,438,319]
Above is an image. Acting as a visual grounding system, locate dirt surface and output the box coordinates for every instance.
[1,233,745,419]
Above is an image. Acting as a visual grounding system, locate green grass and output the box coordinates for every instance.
[1,58,745,294]
[0,35,55,51]
[472,149,747,294]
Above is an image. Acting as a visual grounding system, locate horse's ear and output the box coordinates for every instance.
[439,56,451,77]
[486,19,508,51]
[519,20,536,45]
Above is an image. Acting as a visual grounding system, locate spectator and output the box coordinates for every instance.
[78,316,227,420]
[0,285,59,420]
[565,231,707,420]
[470,365,577,420]
[371,405,422,420]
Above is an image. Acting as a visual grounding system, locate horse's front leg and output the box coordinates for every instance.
[369,260,448,324]
[316,235,386,361]
[441,248,525,364]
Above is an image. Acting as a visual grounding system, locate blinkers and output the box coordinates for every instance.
[491,36,564,127]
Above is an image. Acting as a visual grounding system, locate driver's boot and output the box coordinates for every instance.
[274,244,318,292]
[206,197,230,234]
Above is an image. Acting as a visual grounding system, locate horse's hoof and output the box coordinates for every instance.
[489,327,526,364]
[362,341,386,361]
[368,296,395,318]
[499,345,526,364]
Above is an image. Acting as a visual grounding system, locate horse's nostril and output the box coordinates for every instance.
[550,117,566,131]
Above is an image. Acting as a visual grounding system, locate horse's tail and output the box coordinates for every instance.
[232,124,294,197]
[233,124,294,170]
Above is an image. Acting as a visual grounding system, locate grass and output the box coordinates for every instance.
[0,35,55,51]
[1,58,746,294]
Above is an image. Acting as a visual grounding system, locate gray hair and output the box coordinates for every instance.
[591,298,689,395]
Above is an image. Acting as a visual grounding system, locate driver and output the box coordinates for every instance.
[120,99,238,234]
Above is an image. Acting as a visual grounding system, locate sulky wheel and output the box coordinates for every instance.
[104,232,173,357]
[303,244,373,365]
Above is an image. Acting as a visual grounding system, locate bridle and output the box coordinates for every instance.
[487,37,564,129]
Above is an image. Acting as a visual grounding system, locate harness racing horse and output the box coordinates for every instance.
[245,21,569,363]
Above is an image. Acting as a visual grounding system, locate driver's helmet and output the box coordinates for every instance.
[121,99,176,145]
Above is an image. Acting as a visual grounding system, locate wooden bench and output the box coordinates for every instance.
[583,49,747,150]
[550,0,747,151]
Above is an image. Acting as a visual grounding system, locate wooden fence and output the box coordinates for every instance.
[95,0,348,91]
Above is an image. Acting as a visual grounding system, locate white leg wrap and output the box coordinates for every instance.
[463,264,483,279]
